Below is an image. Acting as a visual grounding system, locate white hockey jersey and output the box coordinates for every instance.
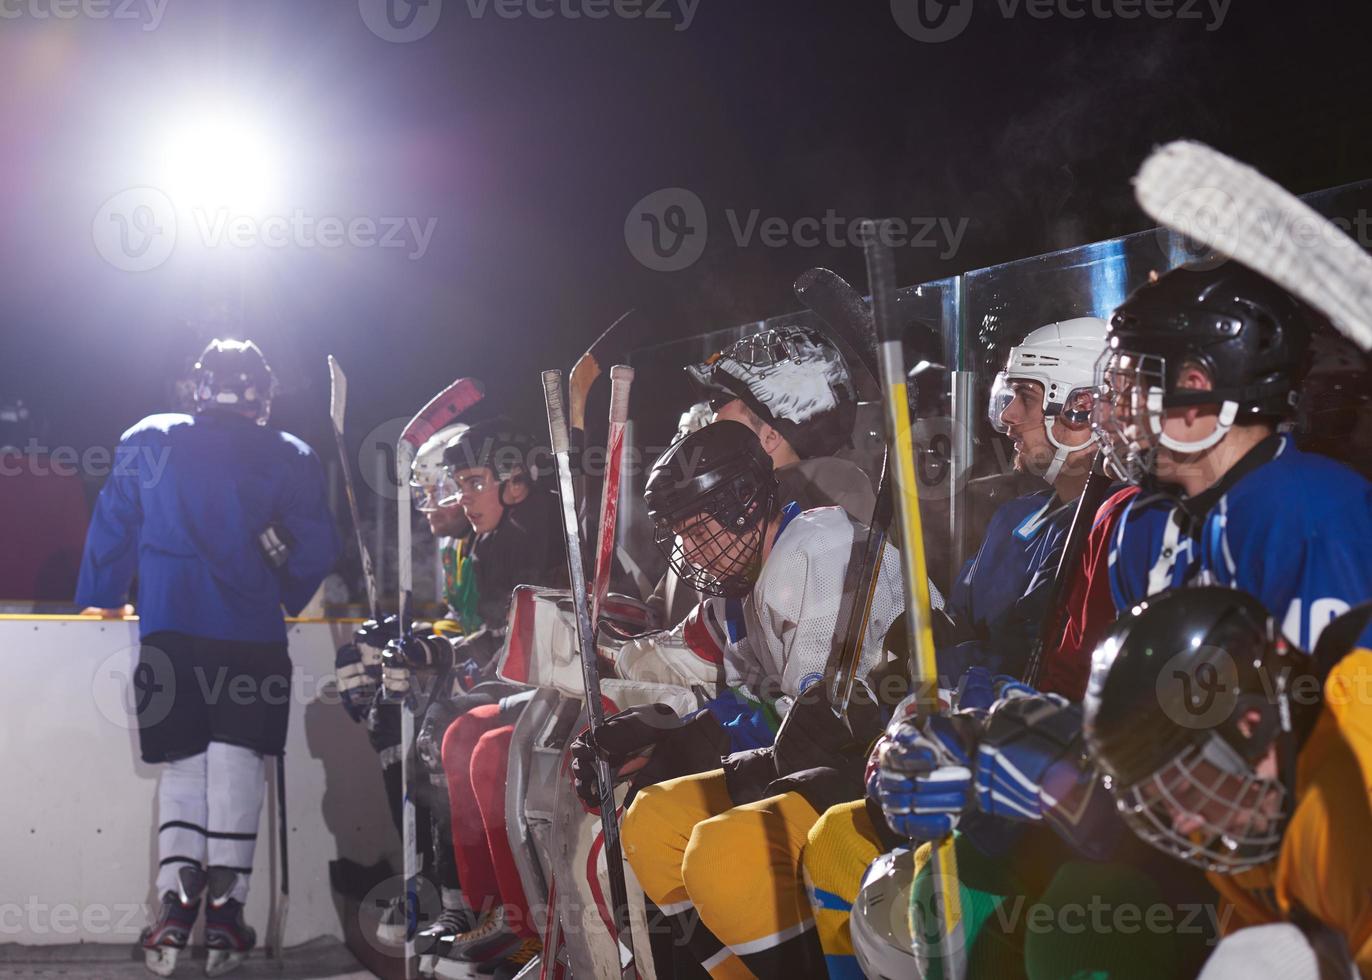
[616,506,907,715]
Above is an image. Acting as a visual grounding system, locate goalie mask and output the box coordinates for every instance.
[192,339,276,424]
[644,420,777,599]
[987,317,1107,483]
[1083,586,1316,874]
[409,423,468,513]
[1092,260,1317,484]
[687,325,857,459]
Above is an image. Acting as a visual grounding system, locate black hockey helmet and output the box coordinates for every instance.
[644,420,778,598]
[1104,260,1317,419]
[192,339,275,423]
[687,325,858,459]
[1084,586,1314,872]
[441,416,542,484]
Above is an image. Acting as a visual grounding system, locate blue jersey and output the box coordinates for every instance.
[1109,435,1372,650]
[944,488,1074,680]
[76,412,341,643]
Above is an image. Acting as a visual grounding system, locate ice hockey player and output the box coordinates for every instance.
[333,422,471,951]
[873,261,1372,976]
[573,419,905,977]
[420,418,565,977]
[75,338,340,977]
[688,324,876,524]
[798,316,1108,977]
[1095,259,1372,649]
[1085,586,1372,976]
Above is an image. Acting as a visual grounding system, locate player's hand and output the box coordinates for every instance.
[334,642,377,723]
[569,703,683,811]
[974,694,1082,822]
[80,605,134,618]
[874,713,978,840]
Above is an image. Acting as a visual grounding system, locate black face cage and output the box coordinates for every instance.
[1113,733,1288,874]
[653,475,774,598]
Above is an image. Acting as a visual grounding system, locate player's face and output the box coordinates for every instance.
[997,380,1053,474]
[1144,756,1280,836]
[426,500,469,538]
[449,465,504,534]
[667,505,764,597]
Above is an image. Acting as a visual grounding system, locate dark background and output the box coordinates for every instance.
[3,0,1370,458]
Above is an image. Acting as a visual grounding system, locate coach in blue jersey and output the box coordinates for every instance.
[76,338,339,977]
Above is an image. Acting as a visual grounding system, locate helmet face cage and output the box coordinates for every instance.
[1112,733,1287,874]
[1092,346,1172,483]
[653,475,774,598]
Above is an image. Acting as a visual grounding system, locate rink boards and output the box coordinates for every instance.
[0,616,396,948]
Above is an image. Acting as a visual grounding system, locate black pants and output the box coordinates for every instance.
[137,631,292,764]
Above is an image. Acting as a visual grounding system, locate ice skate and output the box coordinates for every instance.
[417,903,477,977]
[140,866,206,977]
[375,893,408,946]
[430,907,521,980]
[204,869,256,978]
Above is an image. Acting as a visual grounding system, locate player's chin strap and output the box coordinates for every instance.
[1041,416,1095,484]
[1146,389,1240,454]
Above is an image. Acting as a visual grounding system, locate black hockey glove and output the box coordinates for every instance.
[773,684,883,780]
[570,703,691,811]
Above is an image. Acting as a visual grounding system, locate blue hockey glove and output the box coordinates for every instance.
[874,712,979,841]
[974,694,1083,822]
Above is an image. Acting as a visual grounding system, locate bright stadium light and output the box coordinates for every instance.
[156,109,281,215]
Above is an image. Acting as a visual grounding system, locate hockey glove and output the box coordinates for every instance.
[874,712,979,840]
[354,616,399,672]
[773,683,882,779]
[974,693,1083,822]
[569,703,686,811]
[334,642,376,724]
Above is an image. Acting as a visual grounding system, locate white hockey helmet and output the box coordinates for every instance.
[410,422,468,512]
[988,317,1107,482]
[850,848,921,980]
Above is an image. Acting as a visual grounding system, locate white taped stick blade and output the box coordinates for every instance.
[543,369,570,453]
[327,355,347,431]
[1136,140,1372,351]
[607,365,634,424]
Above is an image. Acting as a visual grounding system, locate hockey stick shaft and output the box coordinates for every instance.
[395,376,484,980]
[1022,452,1112,688]
[828,451,891,721]
[864,220,966,980]
[327,356,380,620]
[269,751,289,957]
[591,366,633,625]
[542,369,638,979]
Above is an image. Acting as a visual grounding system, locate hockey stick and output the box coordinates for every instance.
[267,752,290,959]
[542,369,639,980]
[590,366,634,625]
[1021,452,1112,688]
[396,377,485,979]
[1135,140,1372,351]
[570,310,636,434]
[826,451,892,723]
[864,220,966,979]
[328,356,380,621]
[792,267,882,402]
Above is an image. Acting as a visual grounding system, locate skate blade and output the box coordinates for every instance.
[375,923,407,946]
[417,952,438,977]
[143,946,180,977]
[430,957,483,980]
[204,949,247,977]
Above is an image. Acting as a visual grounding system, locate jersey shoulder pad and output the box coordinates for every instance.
[120,412,193,443]
[773,504,853,558]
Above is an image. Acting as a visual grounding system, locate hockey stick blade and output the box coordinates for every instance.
[792,267,882,402]
[570,309,635,432]
[327,356,348,433]
[1136,140,1372,351]
[400,377,487,447]
[326,355,380,619]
